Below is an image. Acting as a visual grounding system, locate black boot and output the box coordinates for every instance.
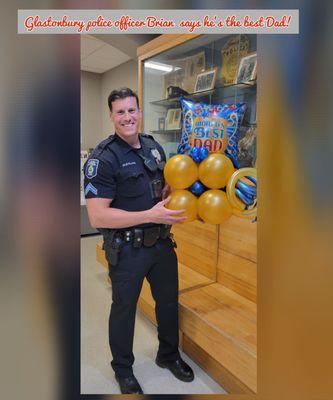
[156,356,194,382]
[115,374,143,394]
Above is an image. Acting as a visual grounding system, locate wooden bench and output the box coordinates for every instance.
[96,217,257,393]
[180,284,256,393]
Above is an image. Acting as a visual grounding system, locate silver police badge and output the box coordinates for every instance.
[151,148,161,164]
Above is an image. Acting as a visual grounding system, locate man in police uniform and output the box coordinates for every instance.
[84,88,194,394]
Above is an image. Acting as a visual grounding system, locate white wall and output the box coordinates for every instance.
[81,60,138,150]
[142,70,165,139]
[80,71,102,150]
[101,60,138,137]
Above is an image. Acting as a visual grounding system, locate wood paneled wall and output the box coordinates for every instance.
[172,220,218,281]
[217,216,257,302]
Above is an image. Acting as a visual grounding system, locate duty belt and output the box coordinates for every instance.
[120,225,172,248]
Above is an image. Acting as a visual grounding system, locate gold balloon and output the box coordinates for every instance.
[164,154,198,189]
[167,190,197,223]
[199,153,234,189]
[226,167,257,219]
[198,190,232,224]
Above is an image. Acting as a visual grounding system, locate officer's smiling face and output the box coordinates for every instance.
[110,96,141,143]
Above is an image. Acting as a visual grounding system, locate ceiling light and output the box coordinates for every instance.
[144,61,174,73]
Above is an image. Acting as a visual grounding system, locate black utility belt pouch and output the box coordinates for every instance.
[124,225,173,248]
[132,227,160,247]
[133,229,143,248]
[143,227,160,247]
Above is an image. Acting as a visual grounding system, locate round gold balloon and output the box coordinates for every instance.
[167,190,198,223]
[198,190,232,224]
[199,153,234,189]
[164,154,198,189]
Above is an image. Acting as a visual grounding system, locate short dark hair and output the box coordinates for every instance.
[108,87,139,111]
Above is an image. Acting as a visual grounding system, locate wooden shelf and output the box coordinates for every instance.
[150,129,181,135]
[150,81,257,107]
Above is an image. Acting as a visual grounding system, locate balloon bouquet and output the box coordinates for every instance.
[164,98,257,224]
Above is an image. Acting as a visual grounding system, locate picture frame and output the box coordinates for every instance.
[236,52,257,84]
[158,117,165,131]
[221,34,249,86]
[163,51,205,97]
[194,68,217,93]
[165,108,181,130]
[183,51,205,93]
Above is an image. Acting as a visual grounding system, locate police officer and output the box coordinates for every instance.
[84,88,194,394]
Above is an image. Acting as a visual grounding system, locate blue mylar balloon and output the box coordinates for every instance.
[225,149,240,169]
[177,142,191,154]
[179,98,246,157]
[235,188,255,206]
[198,147,209,161]
[246,175,257,186]
[236,180,257,198]
[189,180,206,196]
[189,147,201,163]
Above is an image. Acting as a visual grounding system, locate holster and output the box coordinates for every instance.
[102,229,123,267]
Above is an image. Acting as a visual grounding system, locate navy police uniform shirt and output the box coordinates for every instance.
[84,133,166,216]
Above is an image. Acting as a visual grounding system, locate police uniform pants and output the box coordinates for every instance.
[108,237,179,378]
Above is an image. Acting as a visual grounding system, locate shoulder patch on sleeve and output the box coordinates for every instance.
[85,159,99,179]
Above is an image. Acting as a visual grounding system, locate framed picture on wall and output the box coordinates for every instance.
[172,108,181,129]
[221,34,249,86]
[166,108,181,130]
[184,51,205,93]
[163,51,206,96]
[158,117,165,131]
[194,68,217,93]
[236,53,257,84]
